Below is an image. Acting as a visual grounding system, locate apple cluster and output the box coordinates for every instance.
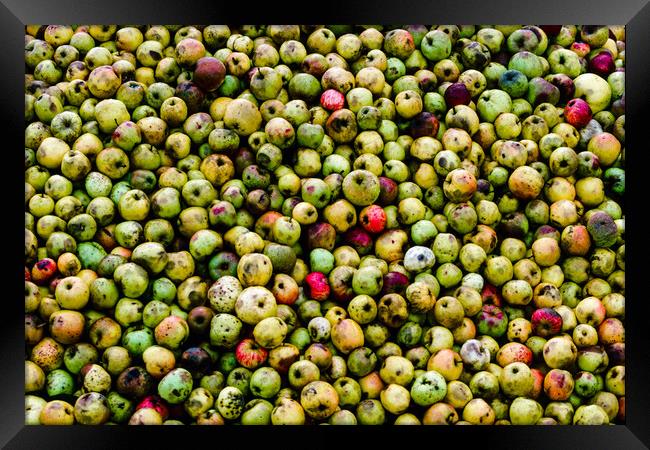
[25,24,625,426]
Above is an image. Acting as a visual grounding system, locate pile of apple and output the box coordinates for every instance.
[25,24,624,425]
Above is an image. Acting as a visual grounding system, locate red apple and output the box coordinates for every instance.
[304,272,330,302]
[618,397,625,422]
[532,308,564,337]
[497,342,534,366]
[377,176,398,206]
[444,82,471,107]
[174,81,205,114]
[410,111,440,138]
[49,276,62,292]
[235,338,269,369]
[136,395,170,421]
[320,89,345,111]
[543,369,574,401]
[193,57,226,92]
[598,318,625,345]
[307,222,336,250]
[31,258,57,285]
[546,73,575,104]
[605,342,625,366]
[382,271,410,296]
[530,368,545,399]
[589,51,615,77]
[359,204,387,234]
[570,42,590,57]
[481,283,502,306]
[344,227,373,255]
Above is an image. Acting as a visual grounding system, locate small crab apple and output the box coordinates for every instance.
[444,83,471,107]
[193,57,226,92]
[531,308,563,337]
[570,42,591,58]
[481,283,502,306]
[271,274,300,306]
[320,89,345,111]
[544,369,575,401]
[307,222,336,250]
[589,51,615,78]
[377,177,399,206]
[235,338,269,370]
[543,336,578,369]
[410,112,440,138]
[31,258,58,285]
[546,73,575,103]
[344,227,374,255]
[496,342,533,366]
[382,271,410,296]
[564,98,592,129]
[305,272,330,301]
[135,395,169,421]
[359,205,387,234]
[529,368,545,399]
[476,304,508,338]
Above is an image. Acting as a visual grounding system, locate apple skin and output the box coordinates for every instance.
[580,25,610,47]
[605,342,625,366]
[344,227,374,256]
[497,342,533,366]
[555,25,578,47]
[509,397,543,425]
[526,77,560,107]
[508,51,544,79]
[193,57,226,92]
[589,51,615,78]
[545,73,575,104]
[531,308,563,337]
[543,336,578,369]
[381,271,410,296]
[617,397,626,423]
[500,362,535,399]
[564,98,593,129]
[444,83,471,107]
[410,112,440,139]
[543,369,574,401]
[136,395,169,420]
[377,177,399,206]
[235,338,269,369]
[321,89,346,111]
[530,368,545,399]
[498,70,528,99]
[570,42,591,58]
[359,205,387,234]
[481,283,502,306]
[459,339,490,371]
[31,258,58,285]
[476,304,508,338]
[307,222,336,250]
[304,272,330,301]
[175,81,206,115]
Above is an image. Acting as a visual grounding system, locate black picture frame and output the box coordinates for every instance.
[7,1,650,448]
